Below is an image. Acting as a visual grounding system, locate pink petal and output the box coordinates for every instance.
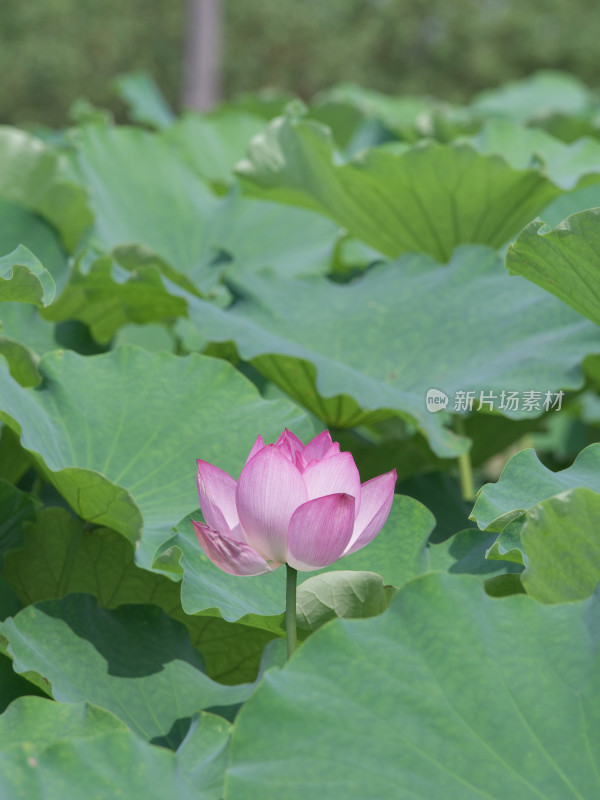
[344,470,397,555]
[294,451,309,472]
[196,460,240,533]
[275,429,306,463]
[302,451,361,516]
[245,435,266,465]
[192,520,277,576]
[287,493,355,571]
[235,444,307,563]
[302,430,335,462]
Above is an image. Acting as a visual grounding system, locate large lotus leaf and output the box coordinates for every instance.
[225,572,600,799]
[177,245,600,457]
[170,494,433,630]
[166,110,267,186]
[0,201,69,292]
[520,488,600,603]
[0,346,312,568]
[236,113,560,261]
[0,697,210,800]
[0,127,92,252]
[469,70,593,123]
[470,120,600,190]
[2,508,274,685]
[0,246,55,306]
[296,571,396,633]
[69,124,220,274]
[0,595,251,746]
[113,71,175,129]
[472,443,600,532]
[507,209,600,328]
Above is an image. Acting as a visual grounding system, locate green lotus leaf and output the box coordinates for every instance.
[0,246,55,306]
[225,572,600,799]
[1,595,250,746]
[69,124,219,276]
[236,113,560,260]
[296,570,396,632]
[113,71,175,130]
[0,126,92,251]
[472,443,600,532]
[469,70,593,123]
[507,208,600,327]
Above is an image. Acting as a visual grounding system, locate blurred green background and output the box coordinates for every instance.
[2,0,600,127]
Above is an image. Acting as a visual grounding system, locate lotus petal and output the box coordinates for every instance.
[192,520,275,576]
[287,493,355,571]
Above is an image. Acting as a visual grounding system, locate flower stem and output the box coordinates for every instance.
[454,416,475,502]
[285,563,298,660]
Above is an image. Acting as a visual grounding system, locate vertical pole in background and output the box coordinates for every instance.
[183,0,223,111]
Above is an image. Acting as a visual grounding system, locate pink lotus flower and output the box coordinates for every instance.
[192,429,397,575]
